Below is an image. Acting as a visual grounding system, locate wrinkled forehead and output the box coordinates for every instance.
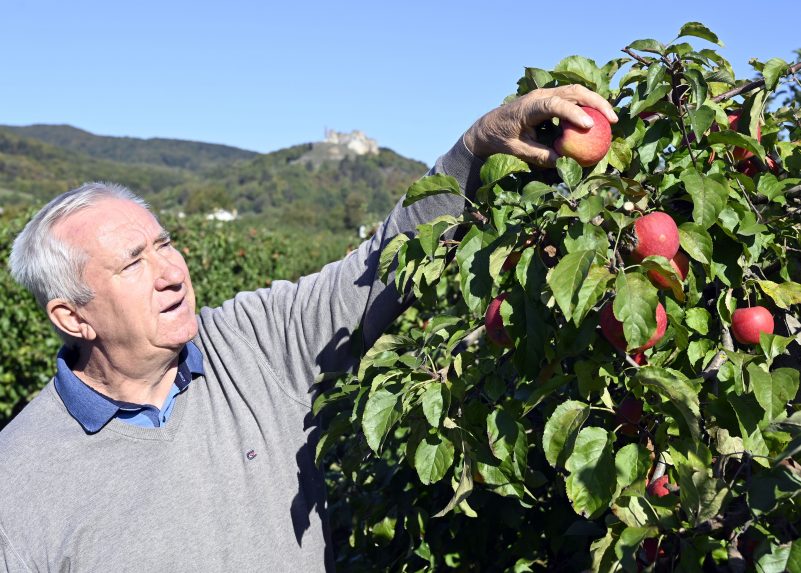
[53,198,163,253]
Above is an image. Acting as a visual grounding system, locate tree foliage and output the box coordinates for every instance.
[316,25,801,571]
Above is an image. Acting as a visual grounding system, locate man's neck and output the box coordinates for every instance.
[71,345,181,408]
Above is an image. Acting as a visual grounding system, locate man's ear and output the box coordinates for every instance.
[46,299,96,341]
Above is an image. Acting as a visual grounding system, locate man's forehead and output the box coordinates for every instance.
[55,198,163,249]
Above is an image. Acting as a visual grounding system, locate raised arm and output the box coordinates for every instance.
[200,85,617,398]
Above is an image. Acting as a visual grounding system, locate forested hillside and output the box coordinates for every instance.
[0,124,429,233]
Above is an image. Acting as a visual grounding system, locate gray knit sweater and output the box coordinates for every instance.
[0,140,482,572]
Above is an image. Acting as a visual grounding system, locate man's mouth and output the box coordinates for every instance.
[161,297,184,313]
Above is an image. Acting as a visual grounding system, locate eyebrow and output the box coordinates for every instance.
[126,230,171,259]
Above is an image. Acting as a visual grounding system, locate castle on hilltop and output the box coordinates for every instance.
[292,129,380,168]
[323,129,379,156]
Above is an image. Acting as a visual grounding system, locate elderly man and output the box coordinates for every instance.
[0,86,616,571]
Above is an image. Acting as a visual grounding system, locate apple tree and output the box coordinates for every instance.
[316,23,801,572]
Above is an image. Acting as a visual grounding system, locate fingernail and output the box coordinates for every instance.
[582,116,594,128]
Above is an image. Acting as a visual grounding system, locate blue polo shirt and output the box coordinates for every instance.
[53,342,205,433]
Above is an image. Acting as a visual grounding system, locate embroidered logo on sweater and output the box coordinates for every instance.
[246,449,258,460]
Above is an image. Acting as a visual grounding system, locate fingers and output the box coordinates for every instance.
[519,85,618,129]
[506,136,559,168]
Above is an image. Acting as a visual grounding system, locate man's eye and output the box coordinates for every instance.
[159,241,173,250]
[123,259,141,271]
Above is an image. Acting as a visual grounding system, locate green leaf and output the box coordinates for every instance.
[637,366,701,439]
[455,225,495,312]
[607,139,632,172]
[708,131,765,162]
[677,22,722,46]
[615,443,652,494]
[556,156,583,189]
[403,173,462,207]
[433,450,475,518]
[677,466,729,527]
[680,168,728,229]
[629,83,671,117]
[362,388,401,453]
[484,407,529,489]
[614,527,651,571]
[685,308,711,335]
[679,223,713,264]
[757,541,801,573]
[688,105,716,141]
[564,427,617,519]
[479,153,530,187]
[614,272,659,350]
[542,400,591,468]
[762,58,789,91]
[414,431,455,485]
[417,215,455,258]
[750,365,799,422]
[645,63,667,95]
[517,67,554,94]
[421,383,449,427]
[553,55,607,95]
[638,255,686,302]
[757,173,788,204]
[572,265,614,326]
[748,465,801,514]
[520,180,555,204]
[378,234,409,282]
[756,280,801,309]
[547,249,595,323]
[627,39,665,54]
[760,335,797,368]
[683,69,708,106]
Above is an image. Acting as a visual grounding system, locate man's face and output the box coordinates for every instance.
[54,198,198,362]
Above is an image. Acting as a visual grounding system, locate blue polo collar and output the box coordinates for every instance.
[53,342,205,433]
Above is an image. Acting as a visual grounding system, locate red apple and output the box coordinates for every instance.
[647,251,690,289]
[485,293,513,348]
[554,106,612,167]
[738,156,777,177]
[728,110,762,161]
[647,474,671,498]
[616,397,643,436]
[501,234,537,272]
[599,301,668,352]
[731,306,774,345]
[641,538,666,565]
[631,212,680,262]
[631,352,647,366]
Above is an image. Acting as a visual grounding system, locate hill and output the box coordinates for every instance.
[2,124,259,171]
[0,125,429,233]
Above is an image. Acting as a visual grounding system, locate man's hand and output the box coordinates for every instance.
[463,85,618,167]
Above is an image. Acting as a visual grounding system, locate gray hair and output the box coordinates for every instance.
[9,181,149,309]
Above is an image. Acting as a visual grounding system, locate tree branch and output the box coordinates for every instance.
[712,62,801,103]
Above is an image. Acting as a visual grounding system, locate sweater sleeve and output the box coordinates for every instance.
[201,137,483,398]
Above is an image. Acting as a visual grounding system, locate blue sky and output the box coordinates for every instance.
[1,1,799,164]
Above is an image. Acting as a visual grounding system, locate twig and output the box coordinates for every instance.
[700,351,728,380]
[752,183,801,205]
[631,61,801,124]
[622,47,653,67]
[712,62,801,103]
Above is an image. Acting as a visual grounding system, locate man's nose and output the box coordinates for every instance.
[154,257,185,290]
